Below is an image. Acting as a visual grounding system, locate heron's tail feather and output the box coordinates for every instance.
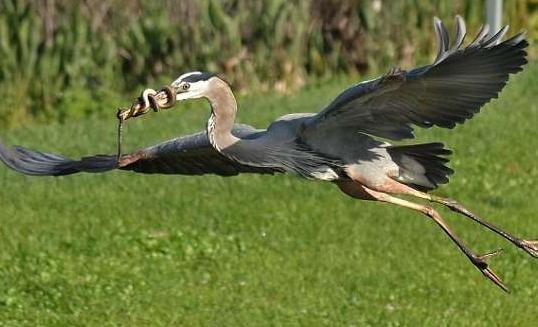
[387,142,453,191]
[0,140,118,176]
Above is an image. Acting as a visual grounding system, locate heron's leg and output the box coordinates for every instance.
[430,195,538,258]
[354,185,509,292]
[369,179,538,259]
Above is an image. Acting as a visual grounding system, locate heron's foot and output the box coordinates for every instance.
[517,239,538,258]
[468,249,509,293]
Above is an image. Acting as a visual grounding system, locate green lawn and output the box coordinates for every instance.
[1,63,537,326]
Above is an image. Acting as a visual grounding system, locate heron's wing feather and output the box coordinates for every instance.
[305,16,528,140]
[0,141,117,176]
[119,125,279,175]
[0,125,278,176]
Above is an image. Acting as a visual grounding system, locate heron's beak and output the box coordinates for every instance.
[117,85,178,121]
[176,91,191,101]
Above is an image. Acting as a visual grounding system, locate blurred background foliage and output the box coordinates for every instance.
[0,0,536,128]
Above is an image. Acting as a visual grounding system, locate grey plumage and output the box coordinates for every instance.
[0,125,279,176]
[386,143,453,190]
[216,114,341,179]
[0,142,116,176]
[120,124,280,176]
[304,17,527,140]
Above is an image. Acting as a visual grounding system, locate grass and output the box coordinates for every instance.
[1,63,538,326]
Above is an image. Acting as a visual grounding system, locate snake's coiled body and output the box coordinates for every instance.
[117,85,177,121]
[116,85,178,159]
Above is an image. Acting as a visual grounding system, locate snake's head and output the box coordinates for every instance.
[116,106,137,121]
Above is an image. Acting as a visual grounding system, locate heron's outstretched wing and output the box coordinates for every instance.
[118,125,280,175]
[304,16,528,140]
[0,124,280,176]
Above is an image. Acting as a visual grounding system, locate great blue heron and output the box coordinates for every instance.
[0,16,534,292]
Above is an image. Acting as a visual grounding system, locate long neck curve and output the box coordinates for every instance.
[205,78,240,151]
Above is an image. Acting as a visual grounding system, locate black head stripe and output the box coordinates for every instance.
[182,72,215,83]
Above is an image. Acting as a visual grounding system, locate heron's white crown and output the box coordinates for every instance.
[172,71,203,86]
[172,71,212,101]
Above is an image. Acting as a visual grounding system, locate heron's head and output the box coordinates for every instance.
[118,71,226,121]
[171,71,219,101]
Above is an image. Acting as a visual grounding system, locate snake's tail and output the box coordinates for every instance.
[117,115,124,161]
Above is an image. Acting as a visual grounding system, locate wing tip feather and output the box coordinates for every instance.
[0,139,117,176]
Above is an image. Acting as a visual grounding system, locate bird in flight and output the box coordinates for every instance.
[0,16,534,292]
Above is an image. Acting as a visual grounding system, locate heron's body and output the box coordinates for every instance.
[199,77,451,192]
[1,16,536,291]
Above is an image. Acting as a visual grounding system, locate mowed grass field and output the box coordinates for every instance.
[1,63,538,326]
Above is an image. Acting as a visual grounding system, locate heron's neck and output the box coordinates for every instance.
[206,79,240,151]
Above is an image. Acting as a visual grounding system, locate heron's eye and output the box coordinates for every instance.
[182,83,190,91]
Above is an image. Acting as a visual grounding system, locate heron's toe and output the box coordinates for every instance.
[469,249,509,293]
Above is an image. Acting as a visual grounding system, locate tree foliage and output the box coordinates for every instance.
[0,0,536,127]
